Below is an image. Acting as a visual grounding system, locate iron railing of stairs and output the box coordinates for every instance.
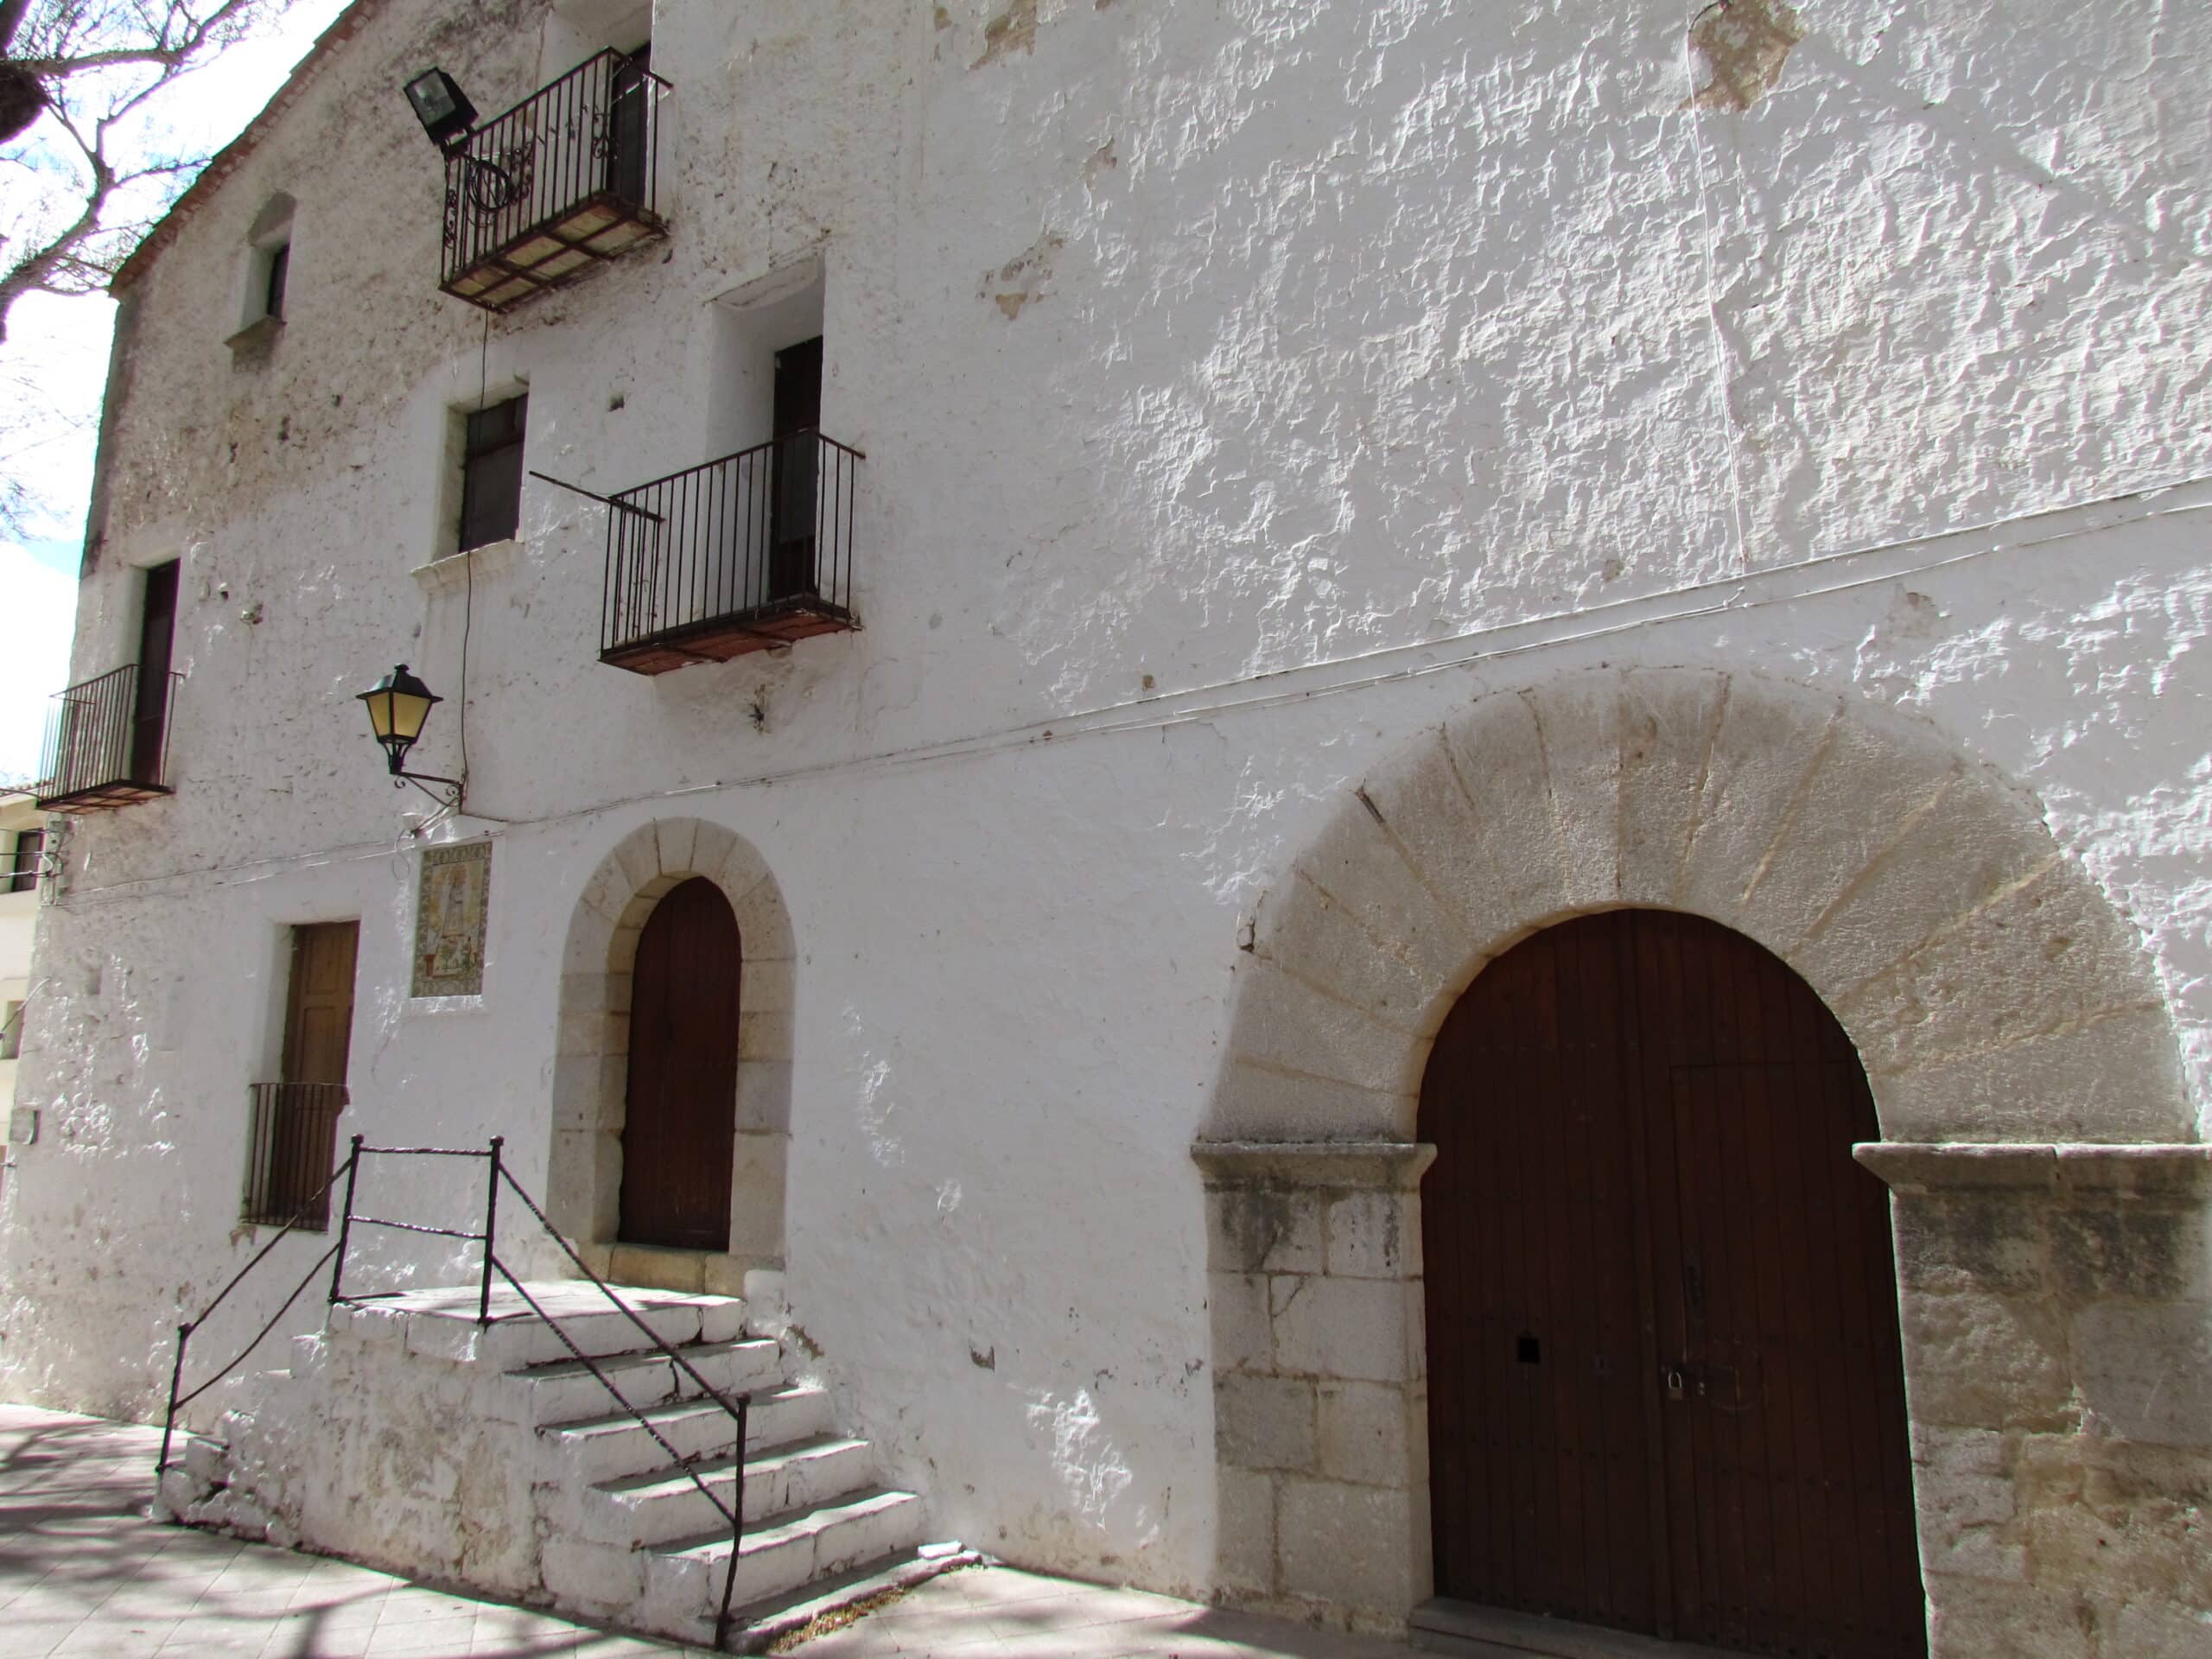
[156,1135,756,1649]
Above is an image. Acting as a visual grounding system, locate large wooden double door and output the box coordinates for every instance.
[1421,910,1924,1657]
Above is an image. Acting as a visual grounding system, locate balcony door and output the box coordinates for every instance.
[130,561,178,786]
[250,921,358,1228]
[606,45,652,207]
[620,878,741,1253]
[768,336,823,602]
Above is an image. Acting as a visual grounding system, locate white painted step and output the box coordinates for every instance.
[500,1338,785,1426]
[539,1383,834,1484]
[582,1437,879,1547]
[332,1286,746,1370]
[641,1490,928,1638]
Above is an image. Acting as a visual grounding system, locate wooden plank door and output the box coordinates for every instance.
[1422,918,1662,1631]
[620,878,741,1252]
[1420,910,1923,1656]
[264,921,357,1224]
[1635,912,1924,1657]
[130,560,179,785]
[283,921,359,1087]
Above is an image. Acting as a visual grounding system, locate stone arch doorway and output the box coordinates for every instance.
[1421,908,1923,1656]
[1196,668,2200,1653]
[550,819,797,1292]
[621,877,742,1254]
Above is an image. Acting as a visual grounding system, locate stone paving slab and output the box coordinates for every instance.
[0,1404,1408,1658]
[789,1566,1409,1658]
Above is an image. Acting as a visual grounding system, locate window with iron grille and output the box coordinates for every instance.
[457,395,527,553]
[7,830,41,893]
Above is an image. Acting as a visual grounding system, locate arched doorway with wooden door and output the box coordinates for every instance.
[549,820,798,1292]
[620,876,742,1254]
[1421,908,1923,1657]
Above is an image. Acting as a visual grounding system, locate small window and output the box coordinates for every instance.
[8,830,41,894]
[0,1002,22,1062]
[457,395,528,553]
[264,242,291,321]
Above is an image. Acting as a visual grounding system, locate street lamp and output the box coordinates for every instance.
[357,665,461,808]
[403,68,478,150]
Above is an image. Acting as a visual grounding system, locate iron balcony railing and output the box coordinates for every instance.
[35,664,181,810]
[242,1084,350,1231]
[600,429,863,673]
[440,49,671,312]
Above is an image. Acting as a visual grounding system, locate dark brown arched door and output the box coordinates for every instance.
[1421,910,1923,1657]
[620,878,741,1252]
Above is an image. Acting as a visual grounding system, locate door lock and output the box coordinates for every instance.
[1664,1366,1686,1402]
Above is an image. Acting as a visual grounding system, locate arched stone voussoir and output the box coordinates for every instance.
[1616,666,1732,908]
[1271,784,1482,1002]
[1227,959,1427,1098]
[1210,666,2192,1151]
[1516,673,1628,912]
[1728,708,1963,952]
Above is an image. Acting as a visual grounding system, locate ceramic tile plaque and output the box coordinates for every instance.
[412,841,492,998]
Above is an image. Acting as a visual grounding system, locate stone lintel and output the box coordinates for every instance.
[1855,1141,2210,1198]
[1192,1140,1437,1192]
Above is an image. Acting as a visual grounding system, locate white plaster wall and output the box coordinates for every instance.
[3,0,2209,1604]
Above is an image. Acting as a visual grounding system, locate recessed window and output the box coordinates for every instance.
[457,395,527,553]
[264,241,291,321]
[0,1002,22,1062]
[7,830,41,894]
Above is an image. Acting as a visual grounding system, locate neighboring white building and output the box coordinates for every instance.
[0,793,45,1119]
[3,1,2209,1654]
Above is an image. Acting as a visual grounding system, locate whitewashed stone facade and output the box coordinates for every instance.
[3,2,2209,1654]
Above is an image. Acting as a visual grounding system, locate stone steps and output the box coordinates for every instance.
[538,1382,834,1484]
[639,1489,930,1643]
[502,1337,786,1425]
[158,1280,943,1650]
[580,1434,880,1547]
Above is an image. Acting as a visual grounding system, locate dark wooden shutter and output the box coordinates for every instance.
[607,44,652,205]
[8,830,41,893]
[768,336,823,601]
[459,395,527,552]
[130,561,179,786]
[620,878,741,1253]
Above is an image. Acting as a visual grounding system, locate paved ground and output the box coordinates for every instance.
[0,1406,1408,1658]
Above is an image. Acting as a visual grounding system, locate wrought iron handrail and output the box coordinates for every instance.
[440,48,671,300]
[157,1135,755,1649]
[601,429,863,659]
[35,664,181,807]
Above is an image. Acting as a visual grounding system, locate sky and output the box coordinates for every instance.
[0,0,353,787]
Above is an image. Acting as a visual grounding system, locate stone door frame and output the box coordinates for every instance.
[1197,667,2207,1652]
[550,818,797,1294]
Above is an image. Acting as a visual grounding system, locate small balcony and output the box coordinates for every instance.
[601,431,862,674]
[242,1082,349,1230]
[35,664,181,811]
[440,49,669,314]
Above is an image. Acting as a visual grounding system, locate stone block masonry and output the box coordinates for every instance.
[1195,1141,1435,1636]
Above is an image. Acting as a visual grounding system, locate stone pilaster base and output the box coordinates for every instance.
[1194,1139,1435,1636]
[1859,1142,2212,1659]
